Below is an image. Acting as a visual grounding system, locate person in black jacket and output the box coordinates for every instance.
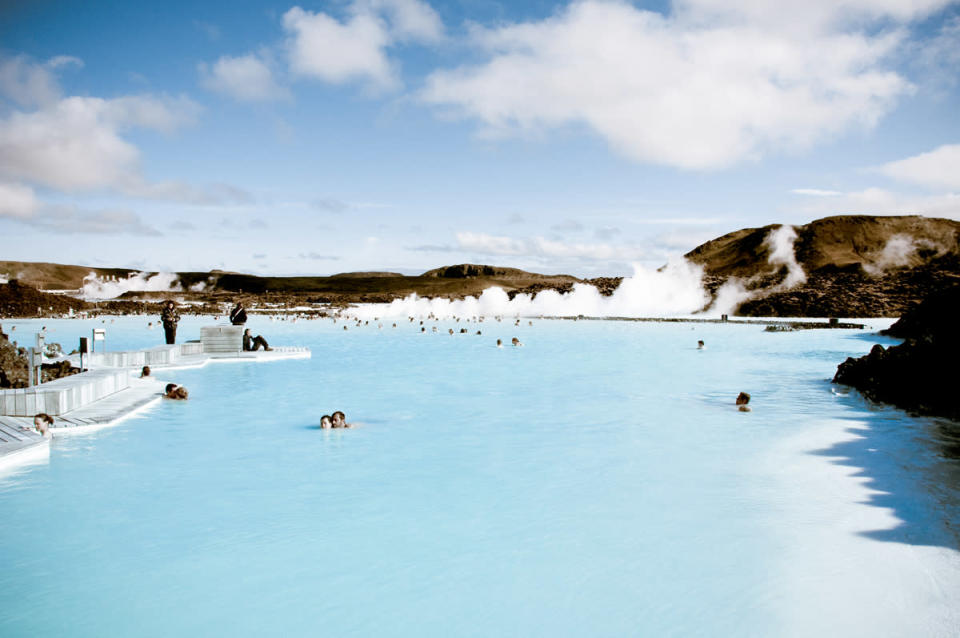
[161,300,180,344]
[229,302,247,325]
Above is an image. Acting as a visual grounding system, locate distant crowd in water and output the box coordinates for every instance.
[12,300,752,443]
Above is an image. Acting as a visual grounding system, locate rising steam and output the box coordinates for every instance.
[81,272,183,299]
[348,257,731,320]
[764,225,807,289]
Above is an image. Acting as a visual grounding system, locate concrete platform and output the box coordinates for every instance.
[1,336,309,465]
[0,368,130,416]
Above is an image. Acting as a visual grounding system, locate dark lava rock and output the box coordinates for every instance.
[833,285,960,420]
[0,331,80,388]
[0,280,89,317]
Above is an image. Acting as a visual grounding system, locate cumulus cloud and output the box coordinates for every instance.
[282,0,443,90]
[876,143,960,191]
[0,182,38,218]
[358,0,444,43]
[421,0,924,169]
[0,91,199,191]
[284,7,397,89]
[0,54,81,108]
[199,51,290,101]
[0,54,252,222]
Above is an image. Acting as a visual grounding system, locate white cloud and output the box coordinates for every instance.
[361,0,444,42]
[282,0,443,90]
[421,0,926,169]
[0,54,82,108]
[0,182,38,218]
[0,55,252,221]
[199,52,290,101]
[876,143,960,190]
[284,6,397,89]
[0,94,198,191]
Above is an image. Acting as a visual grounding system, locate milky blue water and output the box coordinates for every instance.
[1,316,958,637]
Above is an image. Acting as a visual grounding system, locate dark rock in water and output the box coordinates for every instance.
[833,285,960,420]
[882,284,960,345]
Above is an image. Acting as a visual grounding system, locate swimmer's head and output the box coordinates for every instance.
[141,365,151,377]
[736,392,750,405]
[33,413,53,433]
[511,337,521,346]
[165,383,177,394]
[496,339,502,347]
[320,415,332,429]
[332,411,346,428]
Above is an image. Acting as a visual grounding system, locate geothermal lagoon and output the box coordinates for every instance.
[1,315,959,637]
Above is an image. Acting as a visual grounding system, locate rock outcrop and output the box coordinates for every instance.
[0,280,90,317]
[833,285,960,420]
[688,215,960,317]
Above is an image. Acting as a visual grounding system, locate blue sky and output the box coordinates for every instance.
[1,0,958,276]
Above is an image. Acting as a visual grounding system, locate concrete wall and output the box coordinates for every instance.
[0,369,130,416]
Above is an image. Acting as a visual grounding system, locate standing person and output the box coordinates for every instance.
[230,301,247,326]
[161,300,180,345]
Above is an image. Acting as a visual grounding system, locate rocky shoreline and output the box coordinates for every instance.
[834,285,960,421]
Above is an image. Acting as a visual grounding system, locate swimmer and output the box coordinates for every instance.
[331,411,351,428]
[512,337,523,346]
[320,415,333,429]
[697,340,705,349]
[449,328,454,335]
[421,327,425,332]
[165,383,188,400]
[33,413,54,437]
[496,339,502,348]
[736,392,751,412]
[140,365,151,377]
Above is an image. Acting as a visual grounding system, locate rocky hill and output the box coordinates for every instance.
[686,215,960,317]
[2,215,957,317]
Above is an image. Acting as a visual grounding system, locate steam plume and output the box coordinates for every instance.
[81,271,183,299]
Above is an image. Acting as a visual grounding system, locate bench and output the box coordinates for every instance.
[0,368,130,416]
[201,325,243,354]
